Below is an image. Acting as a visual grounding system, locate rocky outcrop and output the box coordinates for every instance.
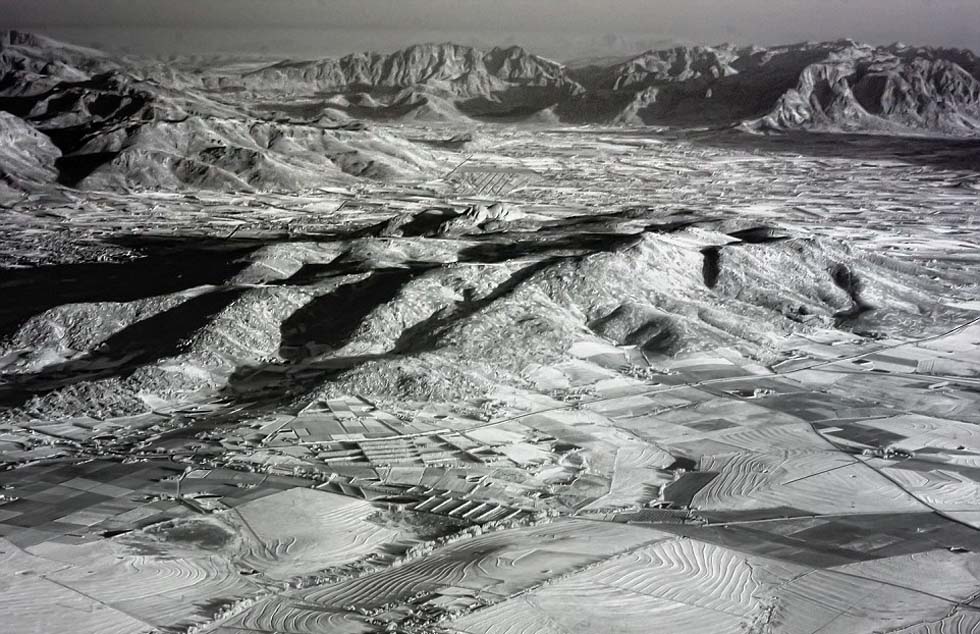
[750,46,980,135]
[1,29,979,192]
[578,39,980,136]
[590,45,740,91]
[0,111,61,189]
[240,43,576,97]
[0,32,441,192]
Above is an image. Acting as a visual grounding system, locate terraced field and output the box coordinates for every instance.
[2,531,259,633]
[304,520,656,606]
[45,548,252,629]
[230,487,400,579]
[693,450,927,514]
[217,520,658,633]
[453,537,799,634]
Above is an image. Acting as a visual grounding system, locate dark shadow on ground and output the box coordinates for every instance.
[216,268,429,413]
[458,231,643,263]
[216,249,613,414]
[0,288,245,407]
[393,257,561,355]
[278,268,425,362]
[0,238,257,339]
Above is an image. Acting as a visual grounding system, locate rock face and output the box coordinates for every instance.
[750,44,980,135]
[580,40,980,135]
[235,43,580,121]
[0,30,113,96]
[239,43,574,97]
[0,111,61,189]
[0,30,439,192]
[591,45,741,91]
[0,30,978,194]
[229,37,980,136]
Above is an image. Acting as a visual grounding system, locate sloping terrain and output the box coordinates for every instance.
[0,111,61,189]
[0,31,442,193]
[569,40,980,134]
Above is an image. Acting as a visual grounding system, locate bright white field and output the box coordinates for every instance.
[581,442,673,511]
[225,519,658,634]
[3,534,249,634]
[229,486,400,579]
[302,519,658,607]
[452,537,803,634]
[693,450,927,514]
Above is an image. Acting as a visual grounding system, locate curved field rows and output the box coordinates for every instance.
[882,467,980,511]
[449,597,569,634]
[583,538,764,616]
[694,451,925,513]
[455,585,747,634]
[303,553,463,608]
[710,422,829,453]
[231,487,399,579]
[225,597,372,634]
[861,415,980,466]
[694,452,792,509]
[2,541,155,634]
[46,549,252,629]
[453,537,798,634]
[581,442,673,511]
[299,520,656,610]
[863,415,980,444]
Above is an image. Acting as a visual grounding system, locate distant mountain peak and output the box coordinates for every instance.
[2,30,979,139]
[1,29,107,57]
[239,40,574,99]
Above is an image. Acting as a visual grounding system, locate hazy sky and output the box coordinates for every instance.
[4,0,979,57]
